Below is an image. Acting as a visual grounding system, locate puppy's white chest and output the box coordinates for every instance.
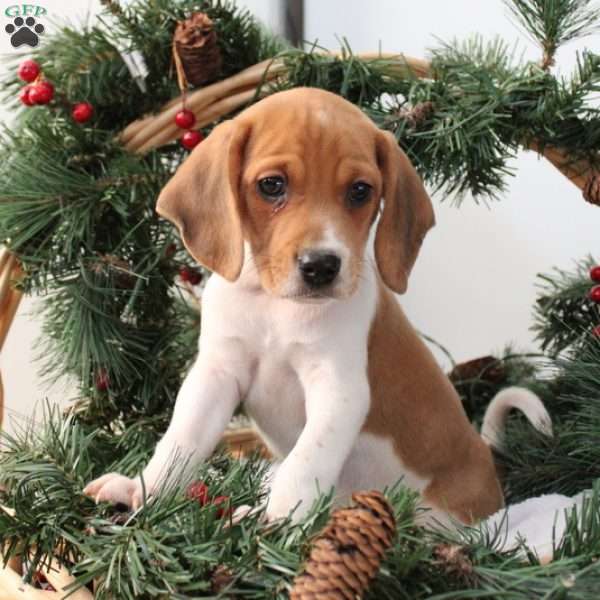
[202,267,379,459]
[244,350,306,458]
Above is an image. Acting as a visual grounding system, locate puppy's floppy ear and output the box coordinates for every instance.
[375,130,435,294]
[156,120,249,281]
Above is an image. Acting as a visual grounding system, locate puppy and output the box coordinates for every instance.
[84,88,551,524]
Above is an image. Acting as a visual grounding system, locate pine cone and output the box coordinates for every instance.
[433,543,477,586]
[411,101,434,124]
[173,12,222,88]
[211,565,235,594]
[91,254,134,288]
[448,355,506,386]
[100,0,124,17]
[397,101,434,130]
[290,491,396,600]
[583,173,600,206]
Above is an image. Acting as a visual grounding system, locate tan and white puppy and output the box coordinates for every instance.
[84,88,551,524]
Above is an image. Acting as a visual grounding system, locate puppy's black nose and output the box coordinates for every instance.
[298,251,341,288]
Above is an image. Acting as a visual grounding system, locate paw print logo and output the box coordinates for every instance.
[5,16,45,48]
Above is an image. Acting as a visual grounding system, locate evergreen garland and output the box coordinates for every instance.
[0,0,282,431]
[0,0,599,597]
[533,256,600,355]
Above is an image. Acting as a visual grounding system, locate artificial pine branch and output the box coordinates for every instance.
[505,0,600,68]
[533,256,600,354]
[4,407,600,598]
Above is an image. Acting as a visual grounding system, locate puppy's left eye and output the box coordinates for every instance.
[347,181,372,207]
[257,176,287,201]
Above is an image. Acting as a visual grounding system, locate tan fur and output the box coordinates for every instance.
[156,120,249,281]
[375,132,435,293]
[364,283,504,523]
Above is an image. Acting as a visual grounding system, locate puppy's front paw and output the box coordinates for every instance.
[266,485,316,523]
[83,472,145,509]
[265,495,300,522]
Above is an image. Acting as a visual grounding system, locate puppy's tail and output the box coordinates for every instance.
[481,387,553,451]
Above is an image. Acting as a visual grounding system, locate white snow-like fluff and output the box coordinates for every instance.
[481,490,592,563]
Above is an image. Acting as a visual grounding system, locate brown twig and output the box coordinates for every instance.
[133,87,261,154]
[120,59,285,148]
[0,522,94,600]
[526,139,598,192]
[121,53,428,154]
[0,256,22,353]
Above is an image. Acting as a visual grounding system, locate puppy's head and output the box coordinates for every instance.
[157,88,434,298]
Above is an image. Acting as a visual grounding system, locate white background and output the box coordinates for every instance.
[1,0,598,434]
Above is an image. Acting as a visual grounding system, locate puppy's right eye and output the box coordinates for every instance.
[347,181,372,207]
[257,176,286,201]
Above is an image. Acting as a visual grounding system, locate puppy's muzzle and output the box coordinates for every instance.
[297,250,341,288]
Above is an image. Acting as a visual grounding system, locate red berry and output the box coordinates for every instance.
[179,266,192,282]
[212,495,232,519]
[18,59,40,83]
[165,243,177,258]
[590,266,600,283]
[19,85,35,106]
[180,130,203,150]
[72,102,94,124]
[95,368,109,392]
[188,270,202,285]
[593,325,600,338]
[29,81,54,105]
[179,266,202,285]
[174,109,196,129]
[186,481,210,505]
[589,285,600,304]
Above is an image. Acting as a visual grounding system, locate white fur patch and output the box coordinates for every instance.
[338,433,430,498]
[483,491,590,563]
[268,222,355,299]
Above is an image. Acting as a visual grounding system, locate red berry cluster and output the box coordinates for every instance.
[589,266,600,301]
[186,481,232,519]
[589,265,600,338]
[174,107,204,150]
[18,57,53,106]
[18,59,94,124]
